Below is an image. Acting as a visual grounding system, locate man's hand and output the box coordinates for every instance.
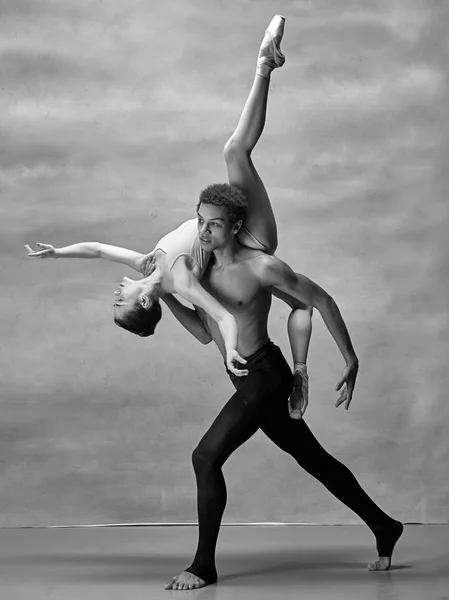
[226,349,249,377]
[140,252,156,277]
[25,243,57,259]
[335,360,359,410]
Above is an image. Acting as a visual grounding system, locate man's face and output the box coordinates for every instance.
[197,203,235,251]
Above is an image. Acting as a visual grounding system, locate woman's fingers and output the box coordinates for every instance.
[228,362,249,377]
[25,244,42,257]
[234,354,247,365]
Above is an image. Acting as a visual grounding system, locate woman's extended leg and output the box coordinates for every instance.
[224,16,312,419]
[224,15,286,254]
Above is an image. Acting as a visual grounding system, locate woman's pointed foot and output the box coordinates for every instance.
[289,365,309,419]
[256,15,286,78]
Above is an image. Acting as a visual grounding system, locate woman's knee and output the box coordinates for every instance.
[223,137,251,163]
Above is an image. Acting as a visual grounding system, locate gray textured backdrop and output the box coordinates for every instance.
[1,0,448,526]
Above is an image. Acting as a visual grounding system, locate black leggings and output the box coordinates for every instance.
[185,341,396,584]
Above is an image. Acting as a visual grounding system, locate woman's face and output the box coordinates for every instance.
[113,277,142,307]
[113,276,146,321]
[113,276,159,320]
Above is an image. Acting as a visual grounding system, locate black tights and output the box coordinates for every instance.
[185,342,399,584]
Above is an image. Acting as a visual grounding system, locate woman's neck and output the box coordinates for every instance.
[140,266,164,294]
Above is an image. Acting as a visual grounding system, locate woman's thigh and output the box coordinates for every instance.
[226,149,278,254]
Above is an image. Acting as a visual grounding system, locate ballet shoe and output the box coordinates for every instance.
[288,365,309,419]
[257,15,286,78]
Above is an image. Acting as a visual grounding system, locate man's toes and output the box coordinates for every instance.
[368,559,389,571]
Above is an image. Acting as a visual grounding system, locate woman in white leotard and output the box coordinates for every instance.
[25,16,312,417]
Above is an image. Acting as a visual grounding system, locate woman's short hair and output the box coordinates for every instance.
[197,183,247,224]
[114,299,162,337]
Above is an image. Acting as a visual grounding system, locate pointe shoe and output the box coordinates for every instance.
[288,402,303,420]
[257,15,286,78]
[288,365,309,420]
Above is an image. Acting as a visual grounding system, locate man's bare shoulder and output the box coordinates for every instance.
[243,252,286,285]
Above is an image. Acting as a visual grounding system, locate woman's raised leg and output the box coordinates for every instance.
[224,16,312,419]
[224,15,286,254]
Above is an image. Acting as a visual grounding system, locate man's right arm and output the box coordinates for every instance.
[161,294,212,345]
[256,254,359,410]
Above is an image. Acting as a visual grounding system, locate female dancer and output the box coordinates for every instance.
[26,16,311,417]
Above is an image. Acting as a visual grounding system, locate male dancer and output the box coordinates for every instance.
[161,17,403,592]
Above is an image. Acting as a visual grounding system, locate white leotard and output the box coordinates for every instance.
[152,218,267,289]
[154,218,211,277]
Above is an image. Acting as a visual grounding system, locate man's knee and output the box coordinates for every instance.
[223,137,250,163]
[192,444,217,472]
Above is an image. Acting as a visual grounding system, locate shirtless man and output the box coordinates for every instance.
[160,20,404,593]
[162,191,404,591]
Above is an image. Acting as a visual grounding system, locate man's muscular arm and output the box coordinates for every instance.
[257,255,359,409]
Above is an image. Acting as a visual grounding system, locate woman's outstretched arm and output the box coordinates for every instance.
[25,242,146,273]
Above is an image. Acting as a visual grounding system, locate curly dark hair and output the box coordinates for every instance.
[197,183,247,225]
[114,300,162,337]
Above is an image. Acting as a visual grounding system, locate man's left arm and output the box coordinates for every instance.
[257,255,359,410]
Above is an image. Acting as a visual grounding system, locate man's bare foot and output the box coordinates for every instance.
[164,571,206,591]
[367,556,392,571]
[367,520,404,571]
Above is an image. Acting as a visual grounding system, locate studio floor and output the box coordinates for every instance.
[0,524,448,600]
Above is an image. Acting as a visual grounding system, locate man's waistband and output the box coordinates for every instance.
[225,339,282,375]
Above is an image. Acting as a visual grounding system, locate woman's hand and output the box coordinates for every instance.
[140,252,157,277]
[226,348,249,377]
[25,243,58,259]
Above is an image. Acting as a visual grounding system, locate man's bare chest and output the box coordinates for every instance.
[201,262,262,311]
